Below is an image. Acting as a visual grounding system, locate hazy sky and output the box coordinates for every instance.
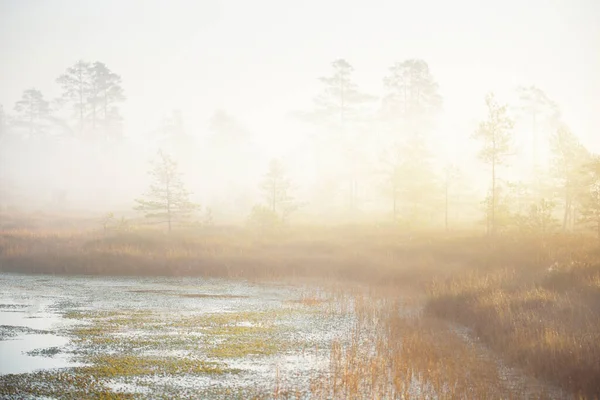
[1,0,599,158]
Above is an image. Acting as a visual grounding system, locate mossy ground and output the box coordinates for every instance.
[0,290,333,399]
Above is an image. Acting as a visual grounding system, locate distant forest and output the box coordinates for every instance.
[0,58,599,237]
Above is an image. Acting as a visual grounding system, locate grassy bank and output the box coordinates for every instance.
[0,225,576,282]
[426,240,600,397]
[1,224,599,397]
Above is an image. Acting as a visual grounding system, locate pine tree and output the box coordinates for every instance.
[89,61,125,134]
[56,60,92,134]
[550,124,591,231]
[382,59,442,138]
[578,158,600,239]
[380,59,442,226]
[260,159,299,222]
[298,59,374,212]
[13,88,50,137]
[473,93,514,236]
[134,150,198,232]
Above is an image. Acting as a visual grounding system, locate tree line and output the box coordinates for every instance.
[1,58,599,238]
[1,60,125,141]
[293,58,600,237]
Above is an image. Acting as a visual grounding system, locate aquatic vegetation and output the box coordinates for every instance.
[207,336,281,358]
[26,346,61,357]
[81,355,230,377]
[0,275,349,398]
[0,370,137,399]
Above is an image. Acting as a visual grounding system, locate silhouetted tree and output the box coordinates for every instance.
[89,61,125,134]
[379,59,441,225]
[473,93,514,236]
[382,59,442,134]
[134,150,198,232]
[13,88,50,137]
[57,60,92,134]
[298,60,374,212]
[302,59,373,128]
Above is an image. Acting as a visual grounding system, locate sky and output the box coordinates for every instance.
[1,0,599,157]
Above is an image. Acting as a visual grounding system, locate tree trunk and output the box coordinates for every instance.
[393,187,397,222]
[272,183,276,213]
[104,89,108,120]
[339,75,345,127]
[92,102,96,130]
[445,183,449,232]
[166,180,172,233]
[532,112,538,178]
[29,97,34,137]
[104,89,109,136]
[79,70,84,134]
[562,193,571,232]
[491,159,496,237]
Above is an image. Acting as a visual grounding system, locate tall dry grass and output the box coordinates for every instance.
[1,217,600,397]
[427,237,600,398]
[309,292,563,399]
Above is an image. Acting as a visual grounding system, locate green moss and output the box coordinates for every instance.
[82,355,230,377]
[0,370,136,399]
[207,336,281,358]
[51,301,314,397]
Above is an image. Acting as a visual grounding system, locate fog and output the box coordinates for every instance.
[1,0,599,226]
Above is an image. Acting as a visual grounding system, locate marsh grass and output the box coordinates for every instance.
[2,221,600,398]
[0,370,137,399]
[309,296,563,399]
[427,259,600,397]
[81,355,228,377]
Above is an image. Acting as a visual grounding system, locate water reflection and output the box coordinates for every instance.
[0,333,83,375]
